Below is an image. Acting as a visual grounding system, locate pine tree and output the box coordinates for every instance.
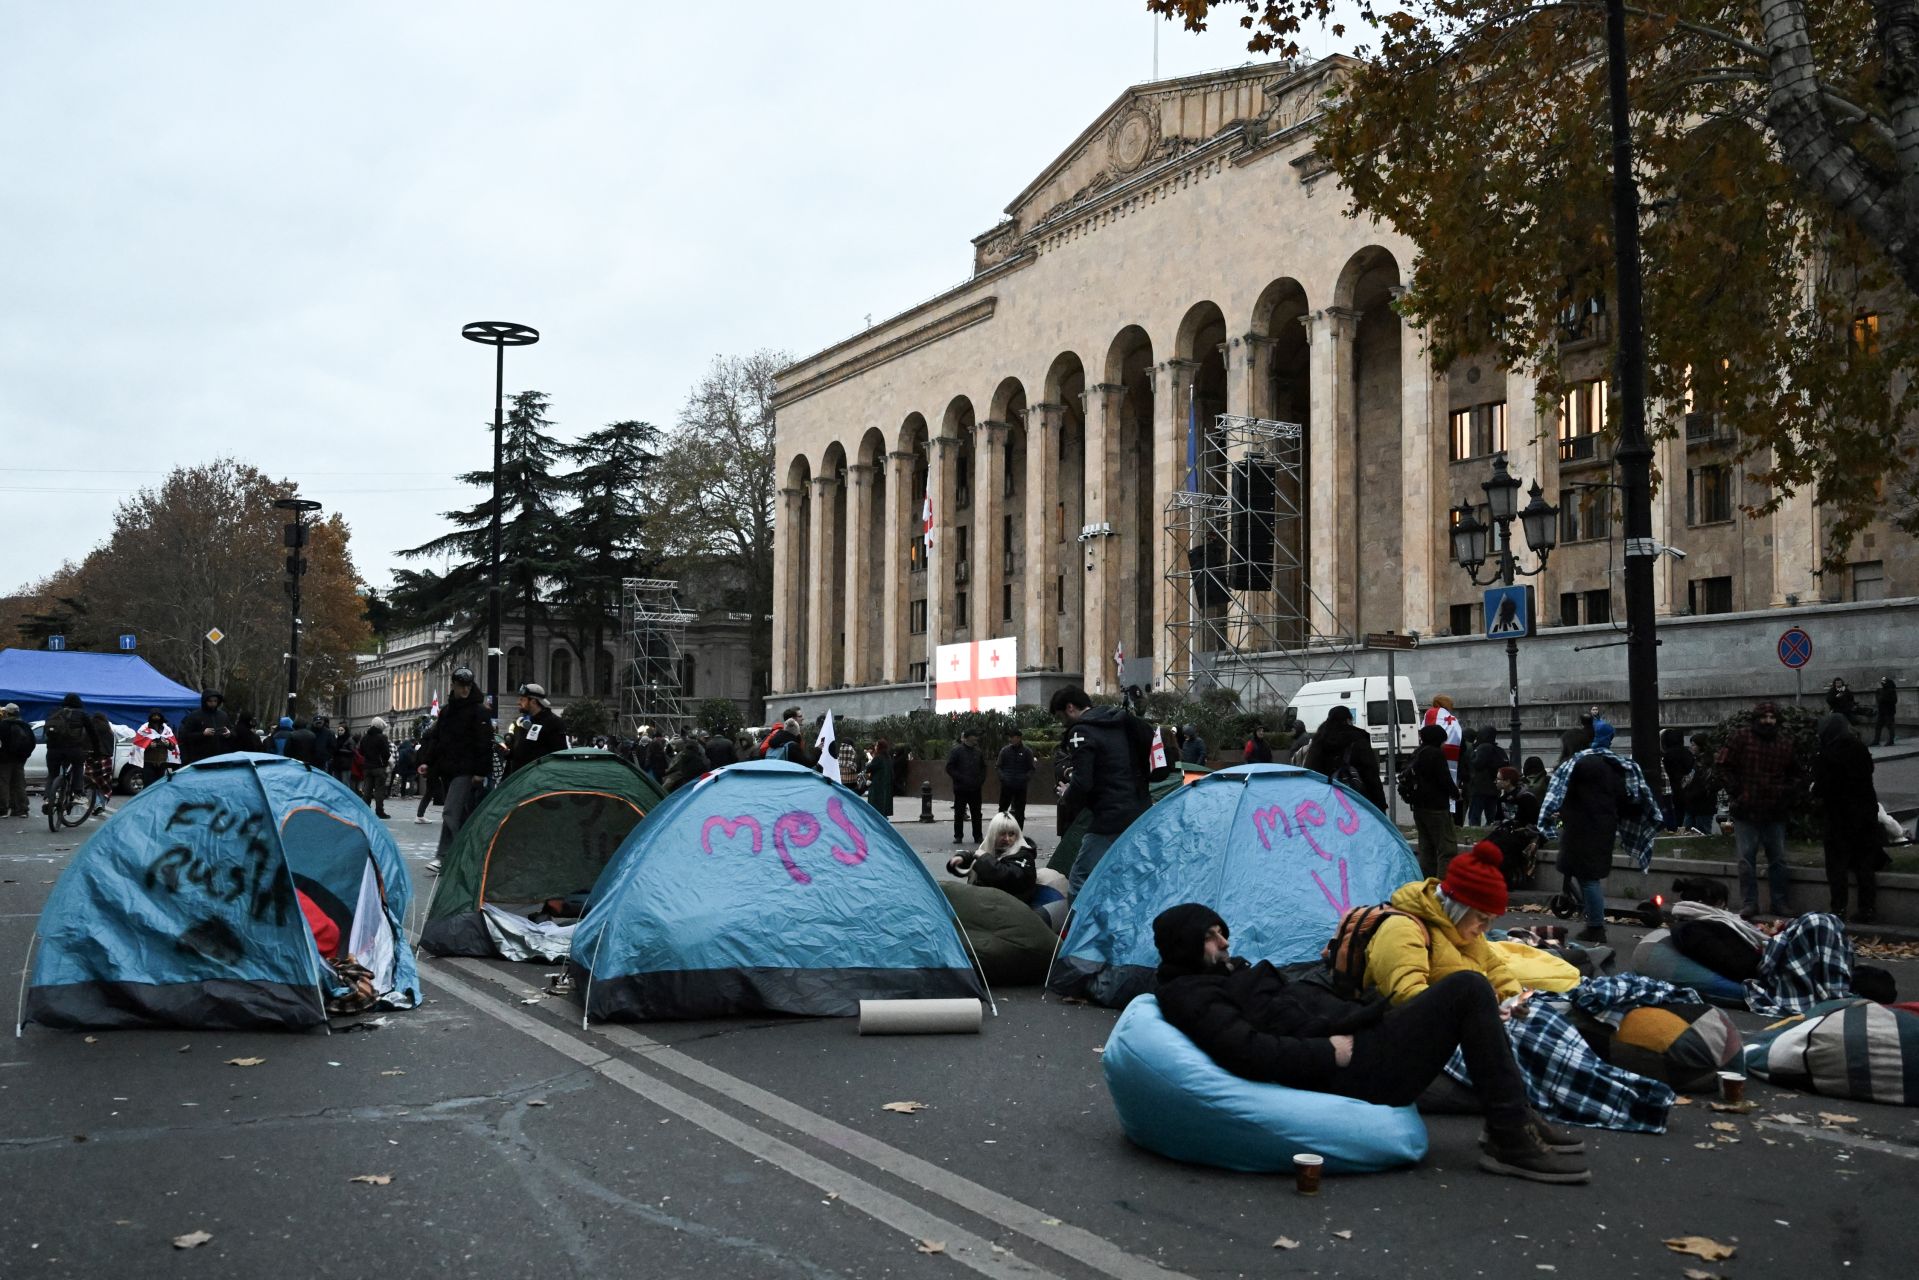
[553,420,664,695]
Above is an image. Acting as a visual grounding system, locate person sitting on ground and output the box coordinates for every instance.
[1302,704,1386,811]
[1363,841,1524,1005]
[1151,903,1590,1184]
[1520,754,1550,801]
[1488,769,1543,888]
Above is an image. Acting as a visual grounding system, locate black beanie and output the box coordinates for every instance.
[1153,903,1228,976]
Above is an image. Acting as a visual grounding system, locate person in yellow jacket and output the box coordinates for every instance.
[1365,841,1551,1005]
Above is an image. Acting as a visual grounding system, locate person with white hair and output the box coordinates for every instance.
[945,811,1071,932]
[359,716,394,818]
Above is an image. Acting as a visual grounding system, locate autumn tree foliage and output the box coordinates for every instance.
[1150,0,1916,556]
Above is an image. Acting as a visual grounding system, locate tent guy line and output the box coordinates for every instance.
[428,965,1066,1280]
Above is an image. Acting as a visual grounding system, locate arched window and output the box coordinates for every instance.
[506,646,529,690]
[550,649,573,697]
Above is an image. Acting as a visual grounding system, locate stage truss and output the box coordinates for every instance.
[620,577,695,736]
[1162,413,1355,706]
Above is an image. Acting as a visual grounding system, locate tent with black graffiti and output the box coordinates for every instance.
[21,753,420,1031]
[1046,763,1421,1008]
[570,761,985,1020]
[419,749,665,961]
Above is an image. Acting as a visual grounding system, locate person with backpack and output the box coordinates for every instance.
[1051,686,1155,892]
[0,703,35,817]
[132,709,180,787]
[41,693,93,813]
[1356,841,1527,1005]
[1540,718,1657,943]
[177,689,233,766]
[1152,902,1591,1184]
[84,711,117,814]
[1405,722,1460,877]
[759,716,805,763]
[1465,729,1507,827]
[1302,705,1385,811]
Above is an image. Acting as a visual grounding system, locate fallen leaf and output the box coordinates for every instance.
[1709,1121,1739,1132]
[348,1173,393,1186]
[224,1057,265,1068]
[1332,1229,1353,1240]
[527,1099,548,1108]
[915,1240,946,1255]
[1818,1112,1860,1126]
[1536,1267,1557,1273]
[172,1230,213,1249]
[1673,1095,1693,1105]
[1680,1271,1724,1280]
[176,1045,190,1053]
[1708,1100,1758,1113]
[520,996,543,1005]
[1272,1236,1300,1250]
[1770,1113,1808,1125]
[1041,1218,1062,1226]
[1059,996,1088,1006]
[380,1070,405,1077]
[1693,1142,1716,1150]
[882,1101,929,1114]
[1663,1236,1737,1262]
[84,1036,98,1044]
[826,1191,840,1200]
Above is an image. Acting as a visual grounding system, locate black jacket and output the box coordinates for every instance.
[1302,720,1386,811]
[360,727,392,769]
[276,726,317,761]
[0,717,34,763]
[663,738,709,792]
[1813,716,1882,848]
[1877,683,1899,714]
[995,743,1036,787]
[1468,739,1507,796]
[1152,905,1385,1090]
[1059,705,1154,835]
[504,707,567,776]
[1555,752,1639,880]
[945,742,985,792]
[178,704,233,764]
[1409,724,1458,810]
[431,691,495,778]
[310,724,337,769]
[702,736,739,768]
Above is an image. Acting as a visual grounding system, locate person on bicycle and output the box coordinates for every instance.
[85,711,116,816]
[40,693,92,816]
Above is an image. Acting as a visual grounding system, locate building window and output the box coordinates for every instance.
[1558,591,1579,626]
[1448,402,1508,462]
[1003,515,1016,575]
[955,590,969,629]
[1004,453,1018,498]
[908,599,927,635]
[1448,603,1476,636]
[955,451,972,509]
[550,649,573,696]
[1003,582,1014,623]
[910,534,927,571]
[1056,574,1065,614]
[506,646,529,689]
[1688,577,1733,615]
[1558,486,1611,542]
[1851,560,1886,602]
[1852,312,1880,355]
[1557,380,1607,462]
[908,661,927,683]
[1687,465,1733,525]
[1583,588,1612,625]
[956,525,970,566]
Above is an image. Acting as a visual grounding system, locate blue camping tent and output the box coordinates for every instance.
[572,761,984,1019]
[1048,764,1422,1007]
[23,754,420,1030]
[0,647,201,728]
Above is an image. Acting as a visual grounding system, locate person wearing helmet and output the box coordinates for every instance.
[503,683,567,778]
[178,690,233,766]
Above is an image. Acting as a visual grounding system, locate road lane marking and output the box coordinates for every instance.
[430,966,1059,1280]
[446,958,1194,1280]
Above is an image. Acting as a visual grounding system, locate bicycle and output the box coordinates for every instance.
[44,762,101,832]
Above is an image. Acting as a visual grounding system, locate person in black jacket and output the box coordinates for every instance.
[41,693,93,809]
[359,717,393,818]
[424,668,495,870]
[178,690,233,766]
[273,716,318,762]
[994,728,1037,827]
[701,728,739,768]
[1410,723,1460,878]
[945,729,986,846]
[1302,705,1386,812]
[503,683,567,778]
[0,704,34,817]
[1050,686,1154,891]
[1658,727,1694,832]
[1813,712,1884,921]
[309,716,338,771]
[231,713,263,754]
[1466,730,1507,826]
[1874,676,1899,746]
[1151,903,1589,1184]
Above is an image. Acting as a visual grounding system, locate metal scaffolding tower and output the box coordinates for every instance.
[620,577,695,736]
[1162,413,1355,706]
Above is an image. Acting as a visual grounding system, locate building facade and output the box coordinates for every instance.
[769,58,1915,717]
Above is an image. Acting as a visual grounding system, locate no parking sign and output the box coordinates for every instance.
[1777,627,1812,669]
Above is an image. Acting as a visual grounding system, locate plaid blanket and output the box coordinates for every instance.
[1746,912,1853,1016]
[1445,990,1676,1132]
[1538,749,1661,871]
[1566,973,1701,1019]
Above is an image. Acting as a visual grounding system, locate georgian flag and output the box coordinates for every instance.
[921,495,934,550]
[1114,639,1124,676]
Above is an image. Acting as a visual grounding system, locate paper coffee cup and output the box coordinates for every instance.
[1293,1152,1324,1195]
[1717,1070,1745,1104]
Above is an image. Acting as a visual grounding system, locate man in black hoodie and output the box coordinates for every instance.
[178,690,233,766]
[1151,903,1589,1184]
[1301,705,1385,811]
[1050,686,1155,891]
[1410,722,1461,877]
[424,667,495,870]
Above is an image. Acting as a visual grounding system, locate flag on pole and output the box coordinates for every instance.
[429,693,440,719]
[1114,639,1124,677]
[1150,726,1169,772]
[815,710,840,783]
[921,495,935,551]
[1184,382,1199,493]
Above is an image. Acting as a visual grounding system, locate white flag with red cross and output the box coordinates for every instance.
[922,495,935,551]
[935,638,1017,713]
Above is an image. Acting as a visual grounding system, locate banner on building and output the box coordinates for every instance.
[934,638,1017,713]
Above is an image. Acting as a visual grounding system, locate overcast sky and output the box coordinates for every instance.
[2,3,1357,594]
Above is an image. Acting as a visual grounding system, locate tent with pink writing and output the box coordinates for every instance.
[1047,764,1421,1008]
[570,761,985,1019]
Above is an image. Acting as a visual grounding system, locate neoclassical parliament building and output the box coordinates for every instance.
[769,57,1913,718]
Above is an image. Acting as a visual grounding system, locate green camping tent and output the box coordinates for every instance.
[420,749,665,959]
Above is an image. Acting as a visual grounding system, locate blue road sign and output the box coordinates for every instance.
[1484,585,1534,639]
[45,635,65,652]
[118,634,137,651]
[1778,627,1813,669]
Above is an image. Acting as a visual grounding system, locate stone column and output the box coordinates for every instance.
[1229,334,1275,420]
[1023,404,1062,669]
[1397,314,1445,636]
[1304,307,1359,636]
[883,450,913,683]
[806,473,840,690]
[928,434,961,652]
[1081,383,1126,690]
[1154,358,1199,687]
[1770,484,1820,606]
[843,462,875,683]
[773,484,806,692]
[1508,369,1556,616]
[1650,411,1684,615]
[976,421,1010,641]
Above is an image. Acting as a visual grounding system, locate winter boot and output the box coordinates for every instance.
[1574,924,1608,944]
[1478,1126,1592,1184]
[1480,1110,1586,1156]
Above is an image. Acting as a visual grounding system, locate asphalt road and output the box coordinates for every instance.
[3,799,1917,1279]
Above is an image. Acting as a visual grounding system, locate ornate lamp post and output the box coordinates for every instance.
[1450,452,1558,761]
[460,321,540,716]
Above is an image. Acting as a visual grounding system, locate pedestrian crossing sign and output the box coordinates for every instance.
[1483,585,1534,638]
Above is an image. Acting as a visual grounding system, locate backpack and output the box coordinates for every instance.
[0,717,34,761]
[1321,905,1428,999]
[1394,761,1421,807]
[763,739,792,762]
[1331,742,1366,793]
[44,708,88,751]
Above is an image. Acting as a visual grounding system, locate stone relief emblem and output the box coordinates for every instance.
[1107,103,1160,174]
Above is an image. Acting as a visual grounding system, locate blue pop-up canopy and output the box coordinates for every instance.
[0,647,201,727]
[1048,764,1422,1007]
[572,761,984,1019]
[23,754,420,1031]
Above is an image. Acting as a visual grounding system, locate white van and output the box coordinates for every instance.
[1287,677,1419,758]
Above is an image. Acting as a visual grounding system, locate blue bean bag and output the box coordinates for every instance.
[1101,995,1429,1174]
[1630,930,1747,1008]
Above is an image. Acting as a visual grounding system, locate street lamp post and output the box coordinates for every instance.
[274,496,323,721]
[460,321,540,716]
[1450,453,1559,763]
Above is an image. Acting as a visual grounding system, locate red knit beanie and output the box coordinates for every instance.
[1441,840,1508,916]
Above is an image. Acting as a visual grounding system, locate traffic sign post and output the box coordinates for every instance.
[118,634,136,651]
[1778,626,1812,705]
[1364,633,1418,826]
[46,635,65,652]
